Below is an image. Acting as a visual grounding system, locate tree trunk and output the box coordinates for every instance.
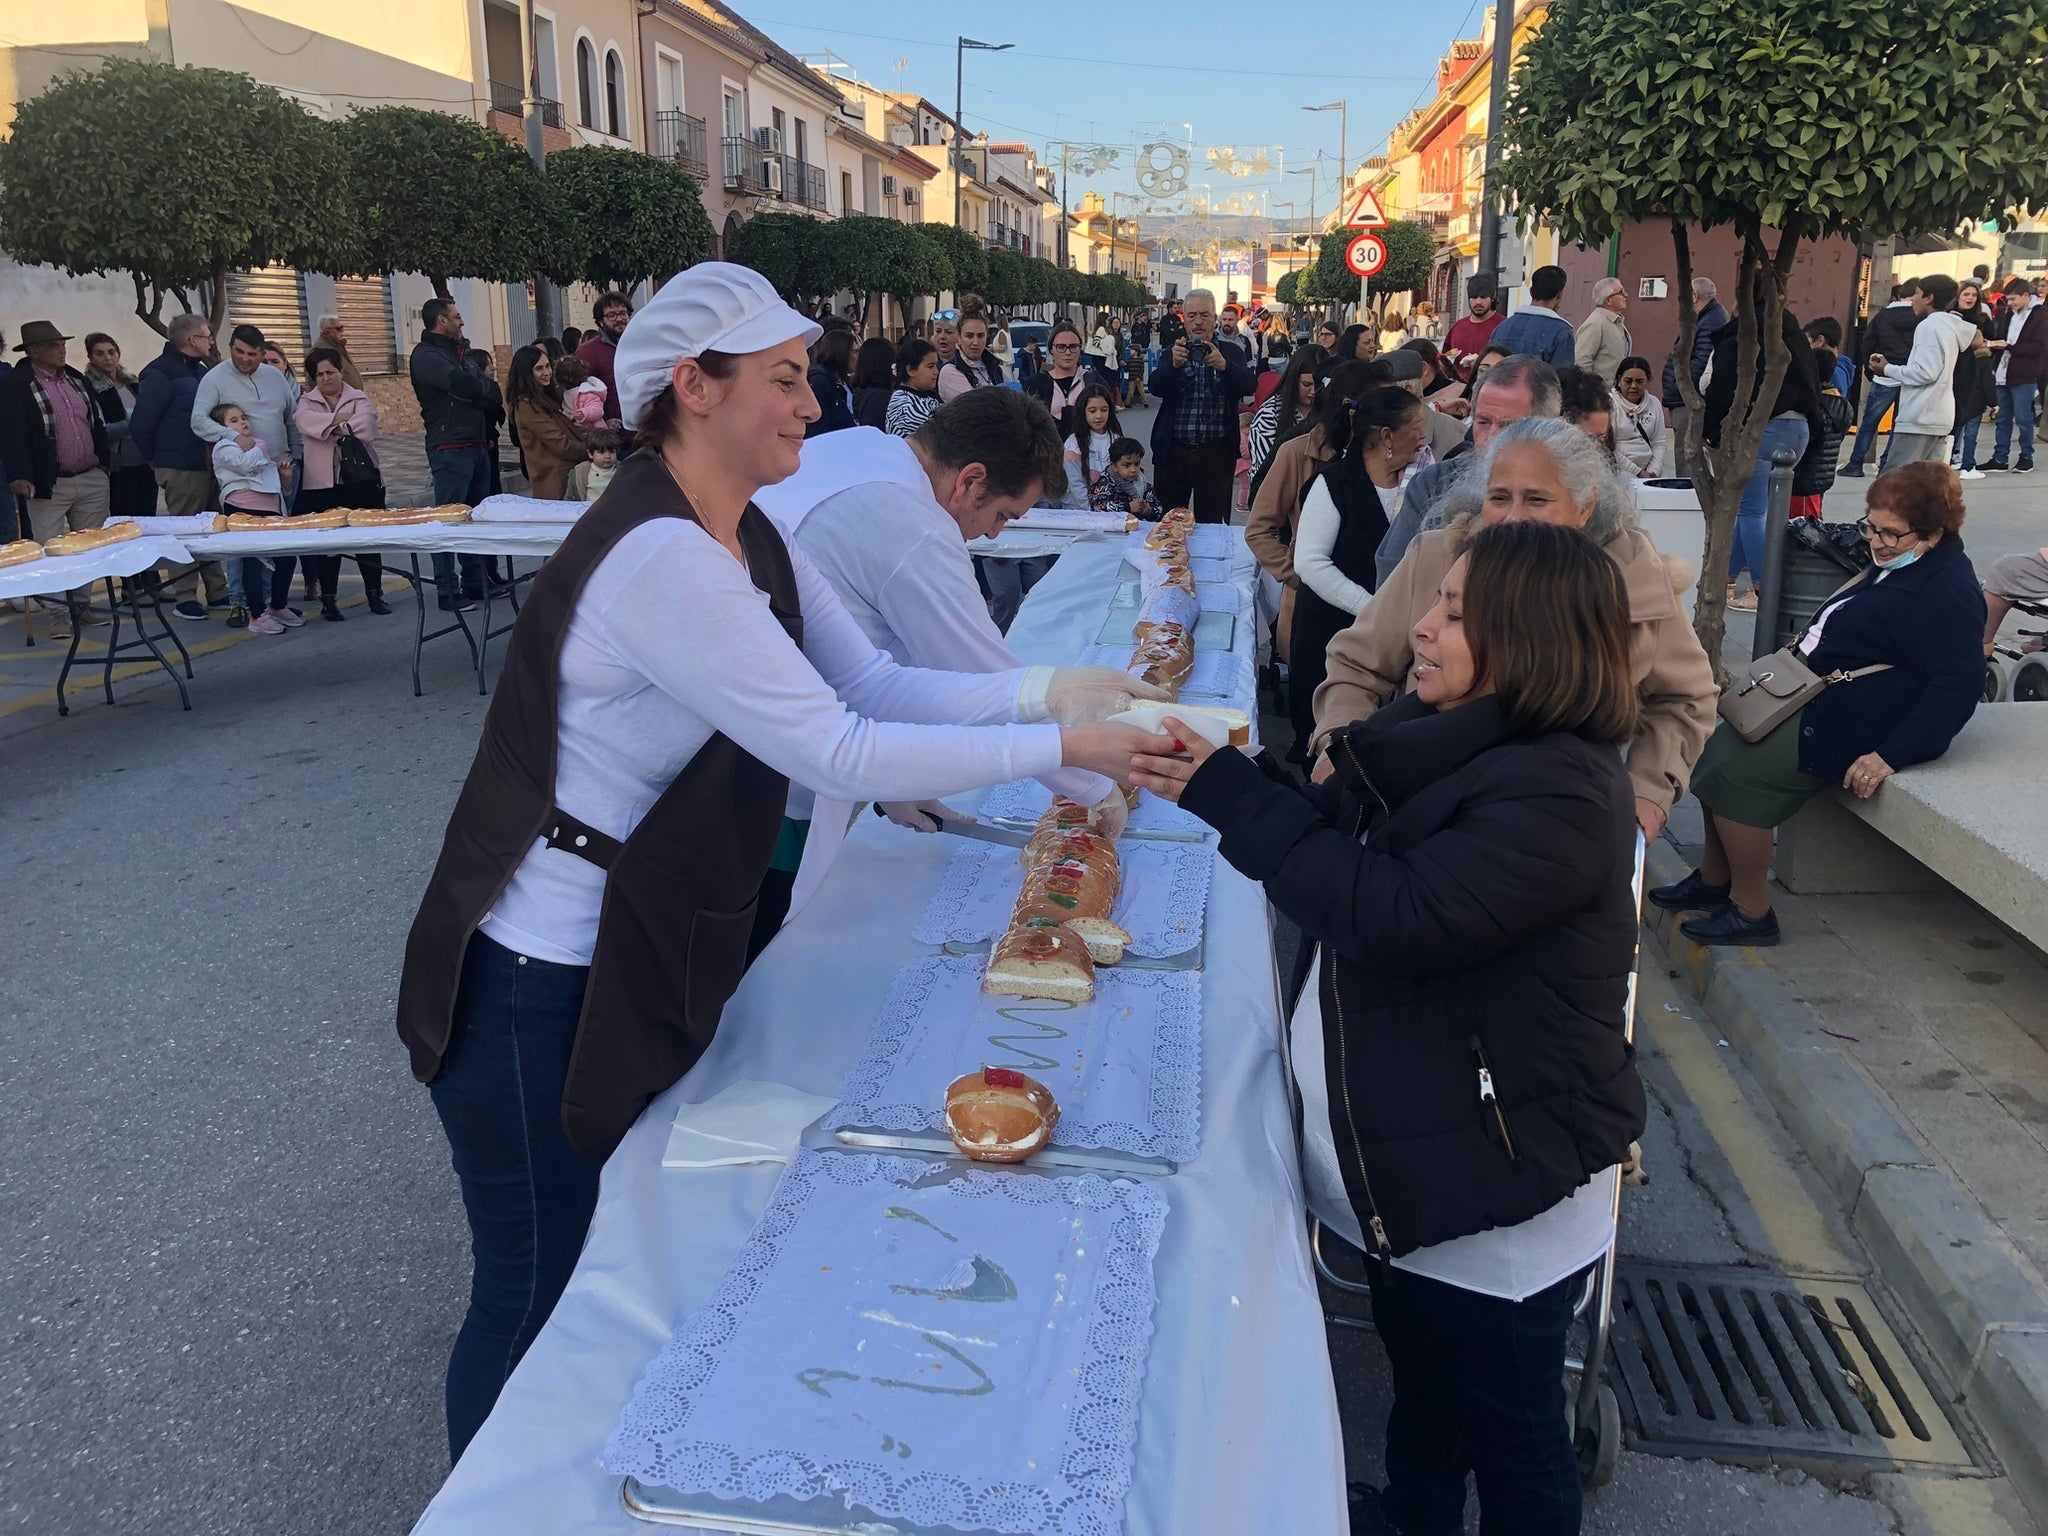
[207,256,231,341]
[132,274,170,339]
[1685,220,1801,678]
[430,275,453,302]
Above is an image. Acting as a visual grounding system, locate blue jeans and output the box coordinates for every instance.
[1995,382,2038,464]
[1730,415,1810,584]
[428,444,492,596]
[1366,1259,1586,1536]
[1844,382,1898,471]
[983,554,1055,632]
[429,933,598,1463]
[1956,414,1982,470]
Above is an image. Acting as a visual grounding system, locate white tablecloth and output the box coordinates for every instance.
[179,523,575,560]
[966,527,1126,561]
[409,530,1345,1536]
[0,536,194,602]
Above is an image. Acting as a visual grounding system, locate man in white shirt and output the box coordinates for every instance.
[751,388,1154,928]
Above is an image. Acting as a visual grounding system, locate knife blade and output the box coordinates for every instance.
[930,811,1031,848]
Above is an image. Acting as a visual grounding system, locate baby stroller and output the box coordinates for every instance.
[1308,832,1647,1493]
[1985,599,2048,702]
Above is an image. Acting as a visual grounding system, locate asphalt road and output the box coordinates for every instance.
[4,407,2040,1534]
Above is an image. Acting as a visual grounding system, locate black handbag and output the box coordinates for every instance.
[333,427,382,492]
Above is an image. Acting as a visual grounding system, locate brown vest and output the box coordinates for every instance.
[395,452,802,1161]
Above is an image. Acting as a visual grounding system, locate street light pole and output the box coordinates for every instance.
[1289,166,1316,233]
[953,37,1012,232]
[1304,100,1347,211]
[519,0,559,340]
[1476,0,1517,301]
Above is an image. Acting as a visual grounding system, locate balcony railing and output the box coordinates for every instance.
[654,109,708,176]
[987,223,1009,250]
[487,79,563,129]
[723,136,765,192]
[781,155,826,210]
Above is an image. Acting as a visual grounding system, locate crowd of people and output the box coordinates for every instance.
[3,249,2028,1536]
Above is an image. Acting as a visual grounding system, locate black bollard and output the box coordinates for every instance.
[1752,447,1800,660]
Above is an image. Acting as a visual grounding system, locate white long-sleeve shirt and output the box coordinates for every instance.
[1612,390,1671,477]
[480,514,1063,965]
[754,427,1110,816]
[1295,476,1396,616]
[210,435,281,504]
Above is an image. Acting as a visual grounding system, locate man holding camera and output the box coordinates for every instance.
[1147,289,1255,523]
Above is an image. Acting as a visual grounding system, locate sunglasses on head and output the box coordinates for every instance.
[934,309,961,322]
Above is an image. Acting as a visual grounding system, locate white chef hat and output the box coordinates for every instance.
[614,262,822,429]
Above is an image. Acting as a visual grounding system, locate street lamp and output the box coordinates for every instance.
[954,37,1013,232]
[1303,101,1347,212]
[1289,165,1317,231]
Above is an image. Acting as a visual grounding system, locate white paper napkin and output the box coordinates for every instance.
[661,1079,837,1169]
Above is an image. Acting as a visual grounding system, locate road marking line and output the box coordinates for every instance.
[1642,974,1855,1275]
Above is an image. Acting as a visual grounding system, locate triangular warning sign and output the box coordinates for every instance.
[1344,187,1389,229]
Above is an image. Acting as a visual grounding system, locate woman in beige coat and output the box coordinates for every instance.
[1312,415,1717,838]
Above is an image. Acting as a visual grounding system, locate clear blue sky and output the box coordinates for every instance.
[738,1,1480,224]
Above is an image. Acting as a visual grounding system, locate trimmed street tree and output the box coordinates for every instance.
[826,216,911,326]
[0,58,344,336]
[1367,219,1436,304]
[724,212,826,302]
[1497,0,2048,667]
[335,106,548,300]
[544,145,712,292]
[879,222,952,331]
[1312,231,1355,311]
[920,224,989,300]
[1275,269,1302,308]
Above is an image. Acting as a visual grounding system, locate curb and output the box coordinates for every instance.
[1642,839,2048,1525]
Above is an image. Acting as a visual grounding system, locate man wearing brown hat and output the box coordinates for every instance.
[0,321,113,632]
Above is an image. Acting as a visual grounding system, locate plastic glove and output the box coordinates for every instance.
[1085,784,1130,841]
[1041,664,1172,726]
[878,799,949,833]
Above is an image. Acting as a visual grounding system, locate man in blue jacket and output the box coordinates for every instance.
[1146,289,1254,523]
[131,312,227,617]
[1489,265,1578,368]
[1662,276,1727,451]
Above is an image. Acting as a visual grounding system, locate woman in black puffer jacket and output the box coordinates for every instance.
[1134,519,1646,1536]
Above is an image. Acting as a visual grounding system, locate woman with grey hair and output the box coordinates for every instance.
[1312,415,1719,839]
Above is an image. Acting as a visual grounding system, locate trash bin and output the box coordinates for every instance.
[1773,520,1871,650]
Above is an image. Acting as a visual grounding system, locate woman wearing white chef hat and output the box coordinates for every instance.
[395,262,1171,1460]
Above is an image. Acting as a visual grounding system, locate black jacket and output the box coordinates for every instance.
[1862,301,1922,374]
[1792,386,1852,497]
[1146,335,1254,459]
[1702,311,1820,448]
[1023,365,1113,438]
[409,331,488,451]
[1953,302,1996,423]
[1662,299,1727,409]
[1181,692,1646,1257]
[0,362,110,499]
[1797,536,1985,782]
[805,365,857,437]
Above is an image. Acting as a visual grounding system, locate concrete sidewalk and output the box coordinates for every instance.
[1657,803,2048,1527]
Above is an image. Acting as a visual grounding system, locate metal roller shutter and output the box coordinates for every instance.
[333,276,398,375]
[223,267,309,365]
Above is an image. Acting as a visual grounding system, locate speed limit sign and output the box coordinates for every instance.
[1345,233,1388,278]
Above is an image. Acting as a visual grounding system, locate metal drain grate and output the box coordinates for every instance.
[1610,1263,1976,1471]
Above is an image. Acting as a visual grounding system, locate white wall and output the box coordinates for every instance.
[0,259,172,364]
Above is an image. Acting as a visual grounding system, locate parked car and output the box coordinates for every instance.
[1007,320,1052,374]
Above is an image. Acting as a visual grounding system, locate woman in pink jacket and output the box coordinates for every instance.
[296,348,390,618]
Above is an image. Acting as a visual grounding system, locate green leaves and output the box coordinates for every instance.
[542,146,712,290]
[0,58,346,325]
[332,106,547,286]
[1495,0,2048,246]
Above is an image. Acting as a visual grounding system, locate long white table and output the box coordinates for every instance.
[409,530,1346,1536]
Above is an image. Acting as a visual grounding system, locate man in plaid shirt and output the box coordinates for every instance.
[1146,290,1254,523]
